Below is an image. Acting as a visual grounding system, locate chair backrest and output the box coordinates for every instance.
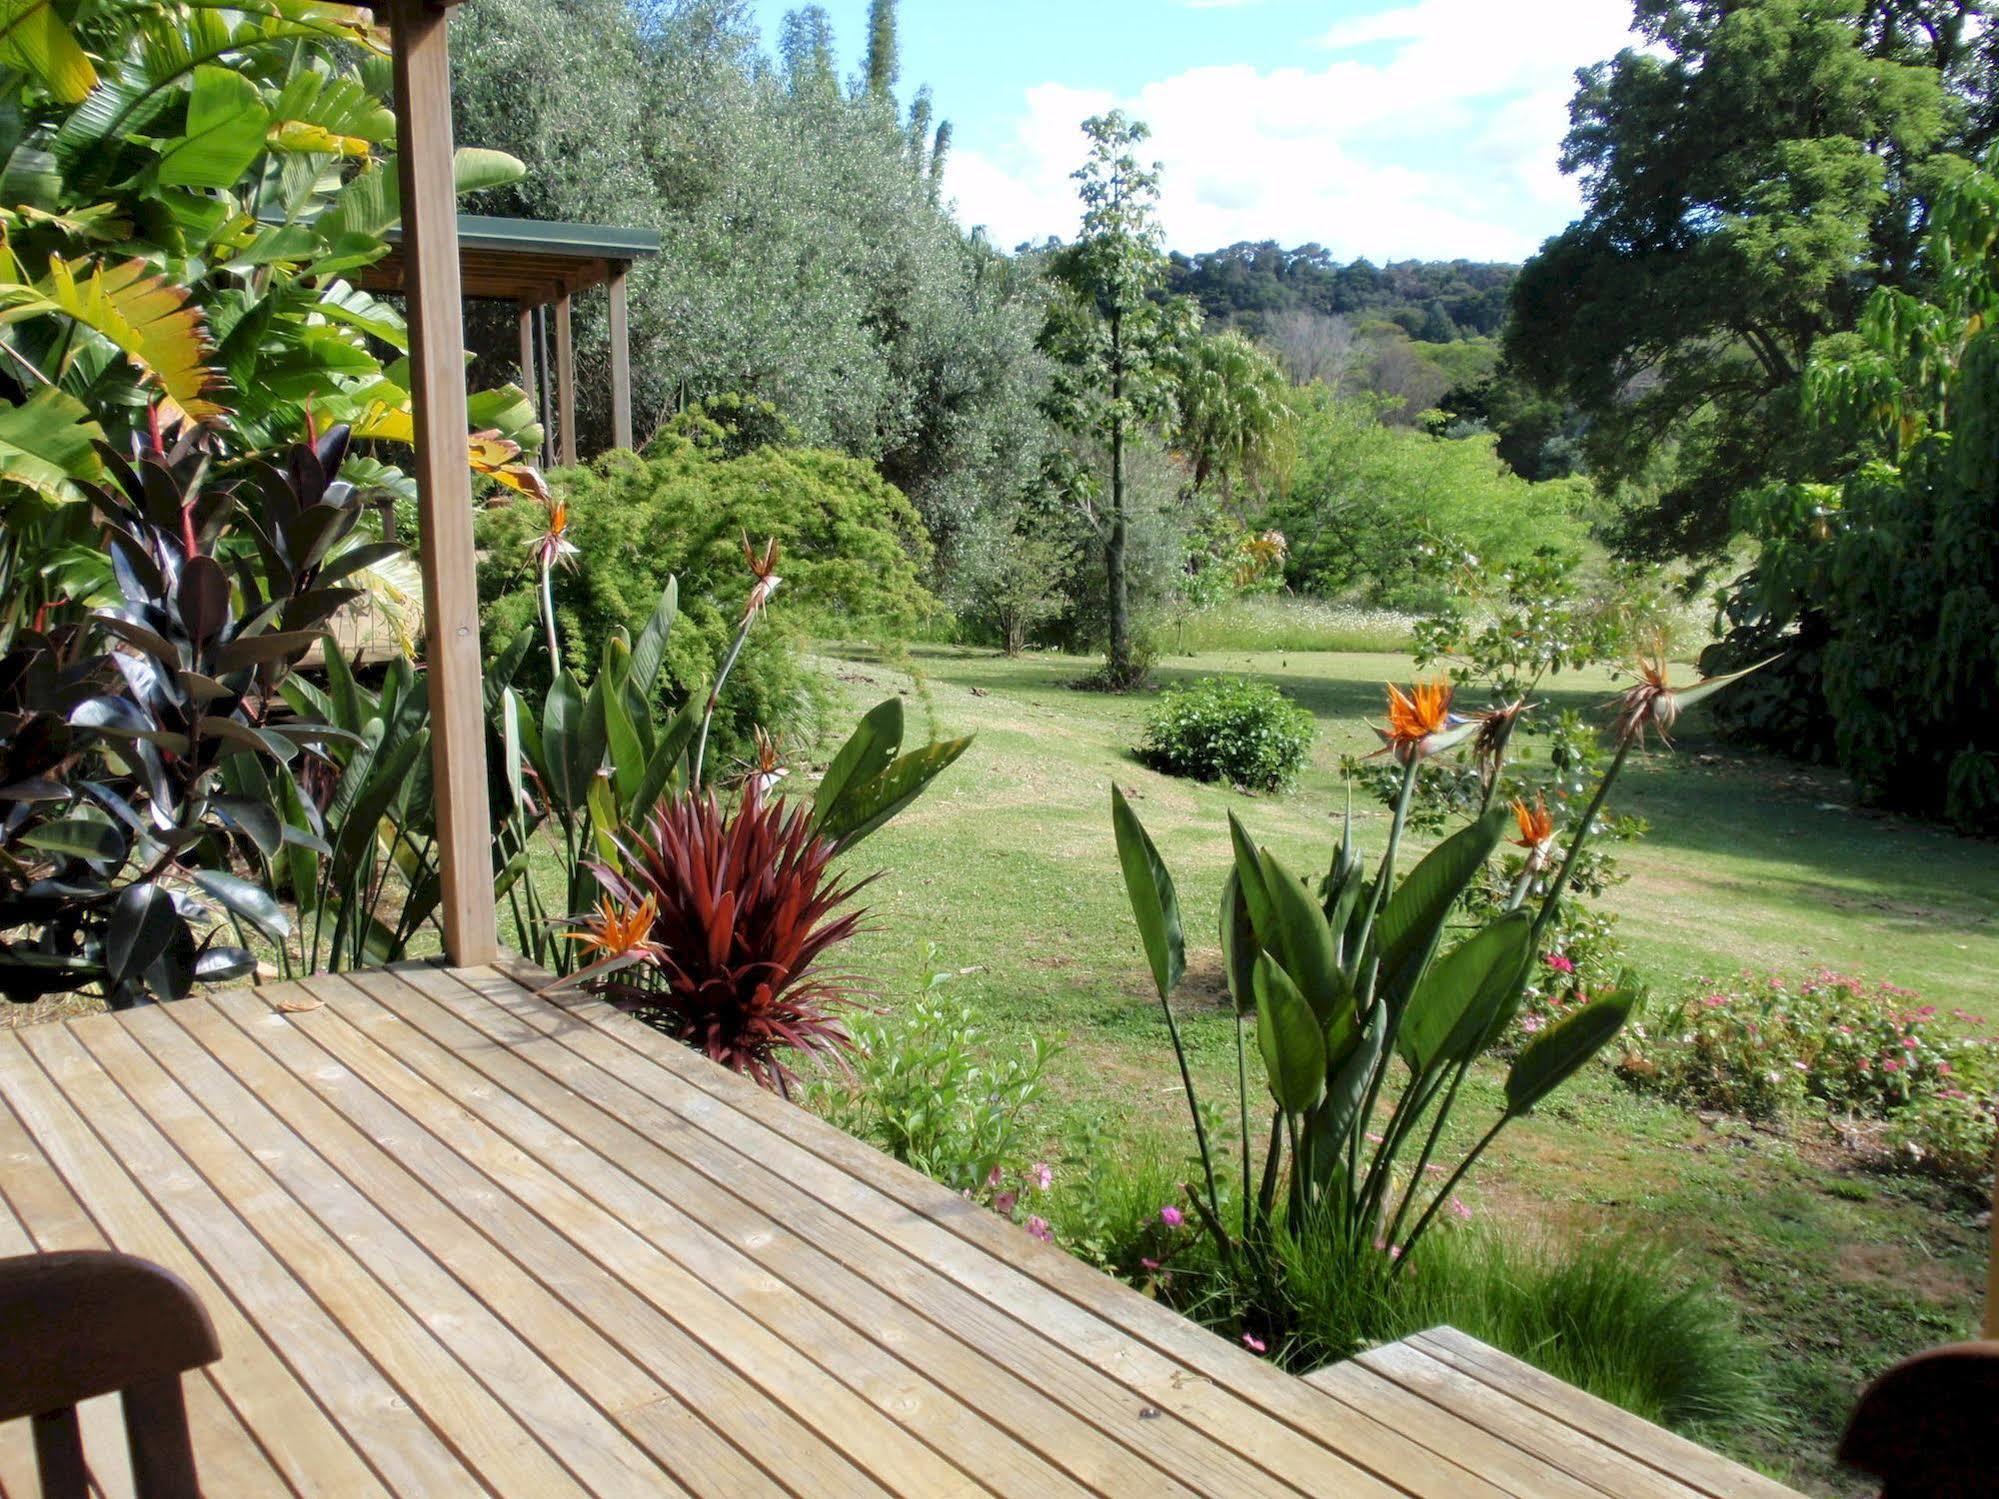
[1839,1340,1999,1498]
[0,1251,221,1499]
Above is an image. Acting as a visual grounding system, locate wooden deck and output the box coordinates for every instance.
[0,962,1804,1497]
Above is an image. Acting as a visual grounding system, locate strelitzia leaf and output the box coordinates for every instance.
[1252,841,1345,1030]
[1254,952,1326,1116]
[1374,805,1508,1012]
[821,736,972,850]
[814,698,903,827]
[1111,784,1184,1002]
[1505,987,1636,1117]
[1397,911,1533,1077]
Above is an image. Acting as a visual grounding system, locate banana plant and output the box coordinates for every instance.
[1112,661,1766,1273]
[0,0,541,527]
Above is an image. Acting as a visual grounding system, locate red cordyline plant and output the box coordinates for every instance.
[587,788,871,1093]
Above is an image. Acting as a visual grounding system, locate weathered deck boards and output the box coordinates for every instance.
[0,962,1802,1497]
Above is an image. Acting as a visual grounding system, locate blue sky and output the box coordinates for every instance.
[745,0,1644,261]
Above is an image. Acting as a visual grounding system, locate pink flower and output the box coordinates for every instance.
[1545,953,1576,975]
[1140,1257,1161,1271]
[1902,1036,1919,1049]
[1366,1131,1385,1144]
[1882,1058,1902,1073]
[1937,1061,1953,1075]
[1025,1216,1053,1243]
[1521,1015,1546,1034]
[1793,1061,1808,1072]
[992,1190,1018,1217]
[1031,1162,1053,1191]
[1242,1333,1267,1353]
[1159,1205,1184,1228]
[1701,993,1728,1009]
[986,1165,1004,1189]
[1449,1198,1472,1221]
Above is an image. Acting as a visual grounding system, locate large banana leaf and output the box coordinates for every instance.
[0,0,97,103]
[3,254,223,423]
[0,387,102,502]
[157,66,271,188]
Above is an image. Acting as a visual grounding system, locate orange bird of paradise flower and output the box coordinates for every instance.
[1510,794,1555,850]
[564,893,663,962]
[1373,679,1454,765]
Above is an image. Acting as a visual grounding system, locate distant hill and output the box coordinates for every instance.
[1165,242,1518,343]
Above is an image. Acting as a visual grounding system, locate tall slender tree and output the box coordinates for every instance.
[1042,111,1198,686]
[864,0,898,100]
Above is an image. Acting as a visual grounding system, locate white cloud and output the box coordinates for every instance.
[943,0,1638,260]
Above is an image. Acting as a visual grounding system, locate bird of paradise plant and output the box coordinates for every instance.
[1112,652,1769,1316]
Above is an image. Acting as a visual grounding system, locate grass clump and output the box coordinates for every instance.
[1135,675,1316,791]
[1385,1229,1771,1443]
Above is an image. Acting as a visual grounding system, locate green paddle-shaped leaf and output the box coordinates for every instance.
[1111,784,1184,1001]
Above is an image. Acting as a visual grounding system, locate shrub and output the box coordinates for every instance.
[813,983,1055,1195]
[1618,971,1998,1179]
[1135,676,1315,791]
[477,421,935,762]
[587,790,868,1093]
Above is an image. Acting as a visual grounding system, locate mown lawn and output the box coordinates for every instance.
[821,642,1997,1497]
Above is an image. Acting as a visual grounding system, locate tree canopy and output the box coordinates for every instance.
[1506,0,1990,559]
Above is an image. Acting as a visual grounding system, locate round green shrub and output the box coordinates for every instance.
[1135,676,1315,791]
[477,421,935,762]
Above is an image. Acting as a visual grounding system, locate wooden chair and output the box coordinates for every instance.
[1838,1340,1999,1498]
[0,1251,221,1499]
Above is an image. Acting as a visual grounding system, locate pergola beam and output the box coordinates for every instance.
[385,0,497,966]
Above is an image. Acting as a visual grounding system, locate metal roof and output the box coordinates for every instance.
[357,214,660,304]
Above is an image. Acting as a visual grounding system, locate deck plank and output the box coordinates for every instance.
[0,1105,288,1499]
[193,984,875,1498]
[478,960,1480,1498]
[133,997,723,1496]
[376,964,1241,1499]
[112,1004,684,1499]
[196,987,899,1499]
[0,964,1809,1497]
[0,1037,387,1497]
[1408,1329,1801,1499]
[1351,1341,1709,1498]
[307,972,999,1498]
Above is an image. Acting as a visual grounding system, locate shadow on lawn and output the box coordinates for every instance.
[892,645,1997,924]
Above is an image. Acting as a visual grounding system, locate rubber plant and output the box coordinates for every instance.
[0,420,366,1007]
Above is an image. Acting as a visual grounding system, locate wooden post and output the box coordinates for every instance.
[607,266,632,451]
[388,0,498,966]
[554,290,576,467]
[516,300,536,407]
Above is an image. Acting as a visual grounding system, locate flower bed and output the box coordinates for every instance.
[1617,970,1998,1180]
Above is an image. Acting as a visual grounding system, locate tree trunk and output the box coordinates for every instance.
[1106,310,1131,683]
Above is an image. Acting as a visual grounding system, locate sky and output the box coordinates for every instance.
[745,0,1643,262]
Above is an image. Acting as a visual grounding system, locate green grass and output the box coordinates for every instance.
[819,641,1998,1497]
[1153,594,1417,655]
